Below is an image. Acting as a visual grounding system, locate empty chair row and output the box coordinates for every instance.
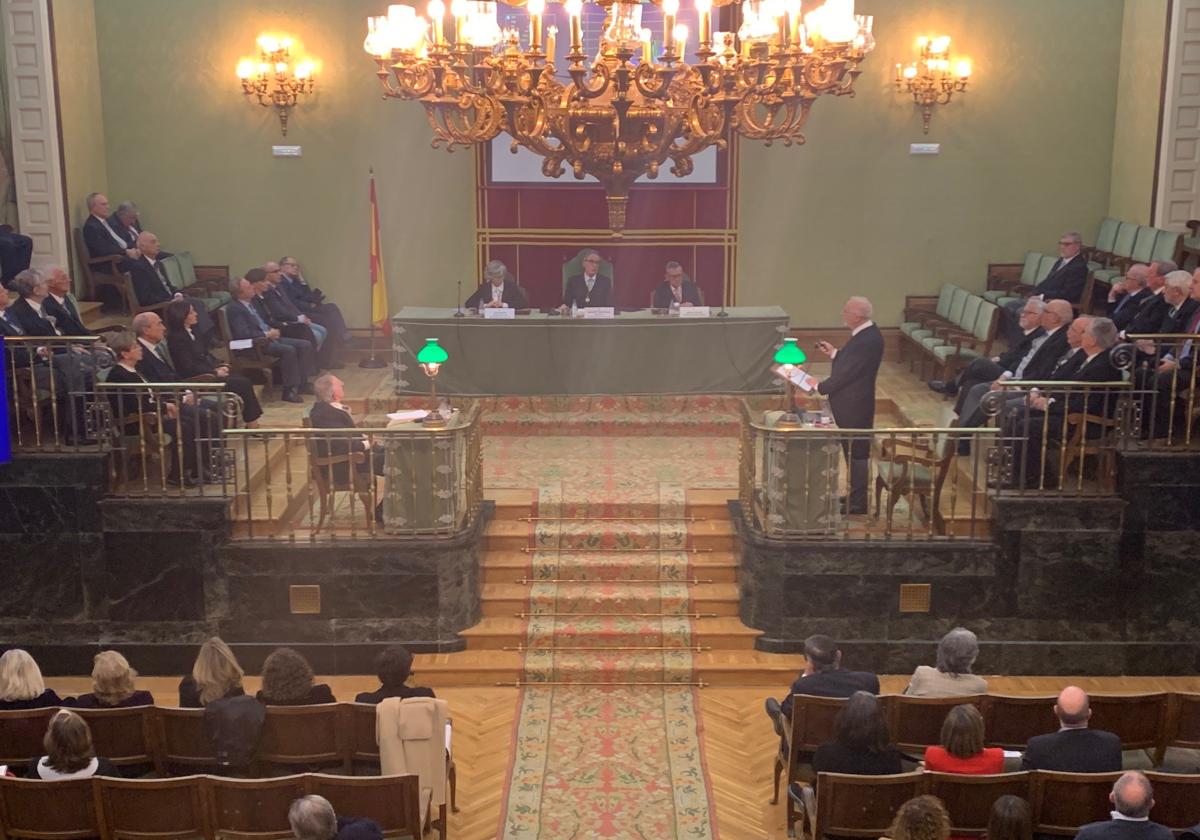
[900,283,1000,380]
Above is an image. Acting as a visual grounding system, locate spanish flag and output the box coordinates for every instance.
[368,169,391,335]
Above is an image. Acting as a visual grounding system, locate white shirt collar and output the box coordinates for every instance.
[50,292,67,305]
[851,320,874,337]
[1110,813,1149,823]
[1083,350,1103,364]
[138,336,160,350]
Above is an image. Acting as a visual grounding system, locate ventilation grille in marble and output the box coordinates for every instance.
[898,583,931,613]
[289,585,321,615]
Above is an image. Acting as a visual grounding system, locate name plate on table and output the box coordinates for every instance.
[678,306,711,318]
[483,307,516,319]
[582,307,616,319]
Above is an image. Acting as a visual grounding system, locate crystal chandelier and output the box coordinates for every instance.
[365,0,874,233]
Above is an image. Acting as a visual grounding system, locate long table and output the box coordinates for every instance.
[391,306,790,395]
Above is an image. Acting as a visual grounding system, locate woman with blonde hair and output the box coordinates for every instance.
[27,710,119,779]
[178,637,245,707]
[0,649,66,710]
[74,651,155,709]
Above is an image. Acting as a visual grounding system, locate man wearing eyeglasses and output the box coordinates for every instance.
[562,250,612,310]
[1003,232,1089,343]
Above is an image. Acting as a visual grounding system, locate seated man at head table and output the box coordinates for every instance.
[651,260,703,309]
[464,259,528,310]
[560,249,612,311]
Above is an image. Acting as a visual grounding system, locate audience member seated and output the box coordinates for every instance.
[1152,270,1199,337]
[278,256,350,344]
[41,266,91,336]
[179,636,246,707]
[905,627,988,697]
[929,298,1045,399]
[163,299,263,425]
[954,300,1073,428]
[72,651,155,709]
[226,272,317,404]
[884,795,951,840]
[652,260,703,309]
[1019,686,1122,772]
[354,645,435,703]
[0,284,58,392]
[0,226,33,288]
[256,647,336,706]
[1121,260,1175,339]
[1106,265,1153,332]
[1002,232,1088,342]
[766,633,881,727]
[289,794,384,840]
[0,648,68,710]
[261,261,337,369]
[109,201,143,250]
[82,192,139,270]
[26,710,120,780]
[561,249,612,310]
[988,795,1033,840]
[464,259,528,311]
[1074,772,1173,840]
[128,232,215,337]
[923,704,1004,774]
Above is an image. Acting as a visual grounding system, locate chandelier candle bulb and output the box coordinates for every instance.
[428,0,445,45]
[451,0,467,45]
[640,27,652,63]
[527,0,544,51]
[675,23,688,58]
[565,0,582,52]
[663,0,678,55]
[695,0,712,48]
[546,23,557,60]
[786,0,801,46]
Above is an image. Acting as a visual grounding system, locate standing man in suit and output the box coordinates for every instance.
[1075,773,1175,840]
[561,250,612,310]
[464,260,528,311]
[42,267,91,337]
[1003,232,1089,342]
[651,261,703,309]
[813,297,884,515]
[128,232,214,337]
[1020,686,1122,772]
[226,274,316,403]
[278,256,350,344]
[82,193,140,269]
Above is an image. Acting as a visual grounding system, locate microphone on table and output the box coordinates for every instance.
[454,278,464,318]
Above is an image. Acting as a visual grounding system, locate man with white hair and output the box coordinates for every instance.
[41,266,92,336]
[813,296,884,514]
[1121,259,1176,338]
[82,192,139,265]
[1074,772,1174,840]
[464,259,528,310]
[288,794,382,840]
[562,249,611,309]
[1106,264,1152,331]
[128,231,214,336]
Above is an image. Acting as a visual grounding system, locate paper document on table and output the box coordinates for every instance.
[771,364,818,393]
[445,722,453,751]
[228,339,254,351]
[1002,750,1022,759]
[387,409,429,422]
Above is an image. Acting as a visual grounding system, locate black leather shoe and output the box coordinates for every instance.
[764,697,785,738]
[281,387,303,403]
[928,379,948,393]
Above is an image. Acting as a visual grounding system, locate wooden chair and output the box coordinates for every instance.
[772,694,849,832]
[75,705,161,775]
[812,771,925,840]
[73,226,132,307]
[981,695,1057,750]
[258,704,350,773]
[888,695,986,756]
[1157,691,1200,765]
[1087,693,1169,758]
[95,775,212,840]
[302,418,373,534]
[925,772,1033,837]
[1059,411,1122,492]
[1142,771,1200,831]
[1030,771,1123,836]
[0,707,58,768]
[207,774,309,840]
[308,774,424,840]
[214,308,276,389]
[348,703,380,767]
[155,707,219,772]
[0,776,101,840]
[872,434,961,535]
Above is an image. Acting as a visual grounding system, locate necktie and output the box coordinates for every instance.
[64,296,79,323]
[156,343,169,365]
[1113,293,1130,314]
[246,301,270,333]
[154,262,174,295]
[672,285,682,302]
[1013,335,1047,378]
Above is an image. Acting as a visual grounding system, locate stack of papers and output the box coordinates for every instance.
[387,409,429,422]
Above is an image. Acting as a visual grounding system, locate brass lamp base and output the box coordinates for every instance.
[775,412,803,429]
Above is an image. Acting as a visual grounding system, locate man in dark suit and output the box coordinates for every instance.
[561,250,612,310]
[1075,772,1175,840]
[1020,686,1122,772]
[278,256,350,343]
[0,228,32,288]
[259,262,337,369]
[929,297,1045,398]
[651,261,703,309]
[42,266,91,337]
[1003,232,1089,342]
[813,297,884,515]
[1135,270,1200,438]
[309,374,386,482]
[226,273,316,403]
[1120,260,1174,339]
[464,259,528,311]
[127,232,214,337]
[109,202,143,250]
[1106,264,1153,331]
[82,193,140,268]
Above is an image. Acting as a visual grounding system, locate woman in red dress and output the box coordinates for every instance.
[924,703,1004,774]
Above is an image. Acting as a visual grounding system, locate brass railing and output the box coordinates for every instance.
[1124,333,1200,449]
[738,401,1000,540]
[222,403,483,541]
[94,381,243,497]
[3,335,113,451]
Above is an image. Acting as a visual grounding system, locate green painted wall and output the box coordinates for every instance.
[1108,0,1168,225]
[52,0,108,236]
[81,0,1130,326]
[91,0,475,326]
[737,0,1126,326]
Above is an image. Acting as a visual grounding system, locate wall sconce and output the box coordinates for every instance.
[236,34,317,136]
[895,35,971,134]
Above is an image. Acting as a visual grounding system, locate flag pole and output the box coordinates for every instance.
[360,167,388,369]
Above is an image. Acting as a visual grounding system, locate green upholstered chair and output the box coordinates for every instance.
[161,252,231,311]
[1085,218,1120,271]
[561,249,614,299]
[928,301,998,378]
[902,283,958,333]
[1151,228,1181,264]
[908,287,968,347]
[873,431,958,534]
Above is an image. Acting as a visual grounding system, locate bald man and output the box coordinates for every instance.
[1020,686,1122,772]
[128,232,214,337]
[813,297,884,515]
[1075,772,1173,840]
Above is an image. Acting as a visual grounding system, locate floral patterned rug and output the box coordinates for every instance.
[498,483,719,839]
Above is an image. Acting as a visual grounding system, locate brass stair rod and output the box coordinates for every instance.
[519,547,714,553]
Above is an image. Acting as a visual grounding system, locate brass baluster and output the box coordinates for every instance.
[262,432,275,539]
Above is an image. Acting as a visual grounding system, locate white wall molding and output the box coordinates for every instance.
[1156,0,1200,228]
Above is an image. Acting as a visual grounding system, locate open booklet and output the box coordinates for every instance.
[771,364,819,393]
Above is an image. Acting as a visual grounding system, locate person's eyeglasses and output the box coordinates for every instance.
[1058,241,1074,246]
